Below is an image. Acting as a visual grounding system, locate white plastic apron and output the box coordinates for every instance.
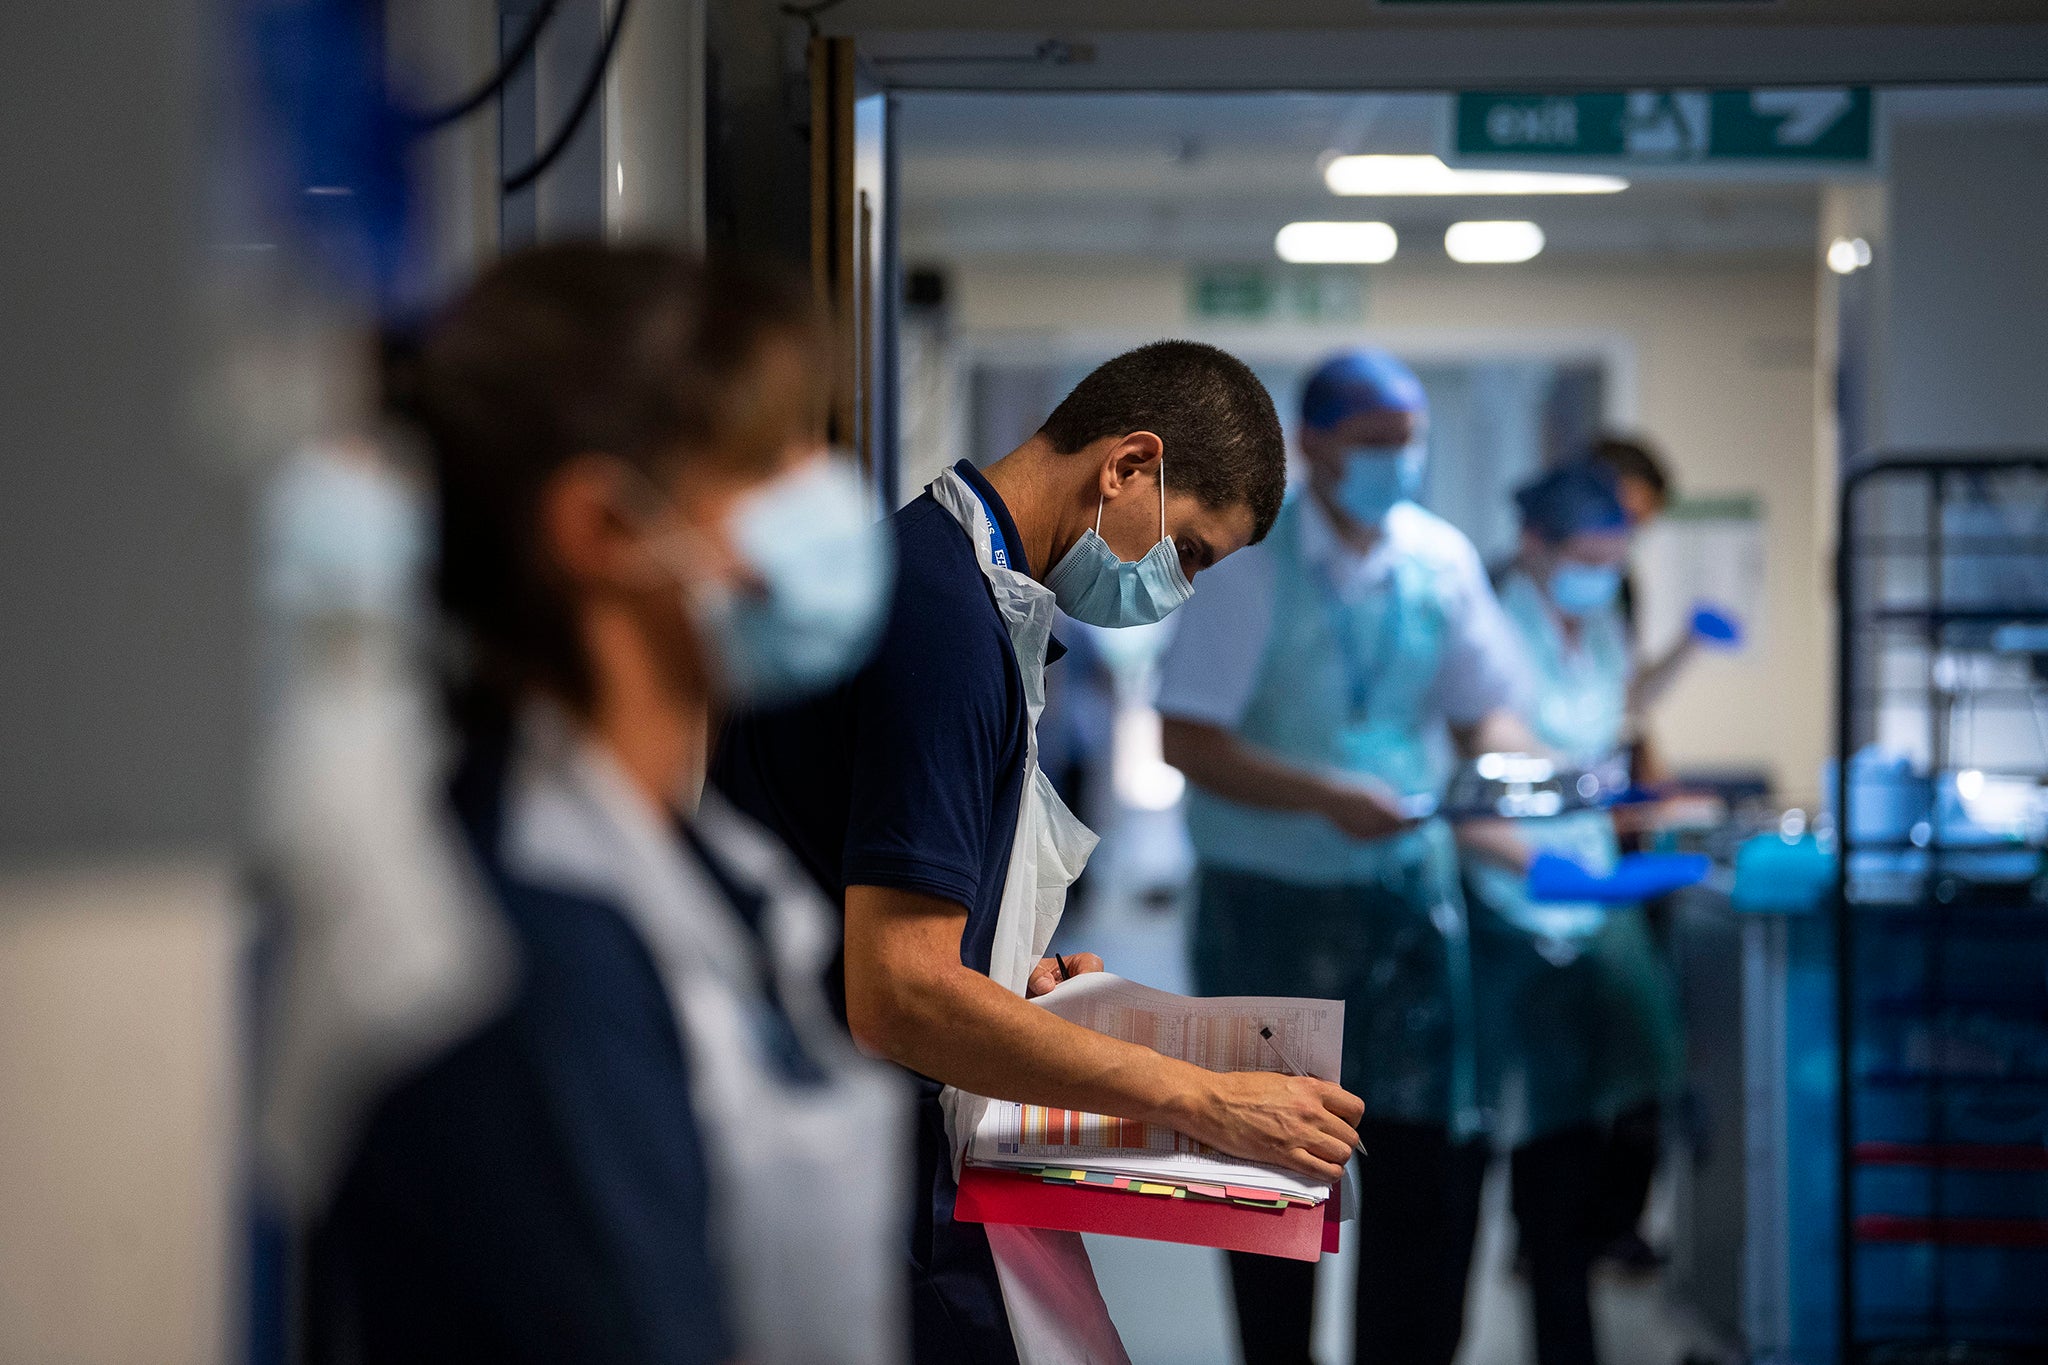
[1479,570,1632,951]
[929,469,1129,1365]
[505,704,911,1365]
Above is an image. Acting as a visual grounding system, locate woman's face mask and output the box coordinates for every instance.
[647,457,894,707]
[1334,442,1426,526]
[1547,561,1622,618]
[1043,461,1193,628]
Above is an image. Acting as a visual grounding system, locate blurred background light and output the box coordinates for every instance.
[1324,154,1628,197]
[1444,219,1547,263]
[1274,219,1398,263]
[1113,707,1188,812]
[1827,235,1873,273]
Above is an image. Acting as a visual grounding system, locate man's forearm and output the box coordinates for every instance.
[873,960,1214,1126]
[843,885,1216,1130]
[1630,638,1696,715]
[842,884,1366,1182]
[1160,715,1334,814]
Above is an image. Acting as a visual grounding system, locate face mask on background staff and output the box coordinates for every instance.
[265,443,429,624]
[1044,460,1193,628]
[1547,561,1621,618]
[651,457,894,707]
[1334,442,1426,526]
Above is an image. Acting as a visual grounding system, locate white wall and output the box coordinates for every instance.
[0,864,239,1365]
[938,254,1828,793]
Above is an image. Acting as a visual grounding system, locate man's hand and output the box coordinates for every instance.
[1025,952,1104,998]
[1316,777,1413,842]
[1167,1071,1366,1184]
[845,885,1351,1167]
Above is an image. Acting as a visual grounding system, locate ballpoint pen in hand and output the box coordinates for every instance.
[1055,953,1072,982]
[1257,1024,1367,1159]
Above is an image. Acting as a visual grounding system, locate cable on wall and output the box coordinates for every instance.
[501,0,633,193]
[408,0,564,131]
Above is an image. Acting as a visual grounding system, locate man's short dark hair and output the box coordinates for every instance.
[1037,340,1286,543]
[1588,434,1672,505]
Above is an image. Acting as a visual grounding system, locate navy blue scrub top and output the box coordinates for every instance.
[714,459,1061,995]
[305,733,736,1365]
[712,460,1057,1365]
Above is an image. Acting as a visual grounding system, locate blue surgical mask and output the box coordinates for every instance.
[1043,463,1193,628]
[661,459,894,706]
[265,445,427,623]
[1334,442,1426,526]
[1548,562,1621,618]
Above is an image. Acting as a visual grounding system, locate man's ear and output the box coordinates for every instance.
[1098,430,1165,498]
[539,454,661,593]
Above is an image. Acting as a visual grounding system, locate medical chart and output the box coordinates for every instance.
[964,973,1345,1206]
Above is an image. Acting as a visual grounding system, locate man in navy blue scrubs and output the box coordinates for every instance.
[715,341,1367,1363]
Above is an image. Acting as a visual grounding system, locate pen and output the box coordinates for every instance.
[1055,953,1072,982]
[1257,1024,1368,1160]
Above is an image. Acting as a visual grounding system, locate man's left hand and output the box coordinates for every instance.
[1026,952,1104,997]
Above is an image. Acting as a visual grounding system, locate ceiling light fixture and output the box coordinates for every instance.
[1325,154,1626,197]
[1275,221,1398,264]
[1444,220,1545,264]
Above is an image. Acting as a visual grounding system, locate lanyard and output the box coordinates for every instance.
[1312,560,1405,725]
[965,479,1017,571]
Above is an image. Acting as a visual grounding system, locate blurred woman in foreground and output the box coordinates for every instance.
[303,243,906,1365]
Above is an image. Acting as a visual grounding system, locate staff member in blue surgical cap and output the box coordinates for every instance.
[1580,437,1736,1279]
[715,341,1364,1365]
[1464,462,1689,1365]
[1159,348,1534,1365]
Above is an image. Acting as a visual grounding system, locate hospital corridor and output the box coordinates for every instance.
[4,5,2048,1365]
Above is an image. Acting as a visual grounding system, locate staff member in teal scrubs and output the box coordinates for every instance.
[1159,348,1532,1365]
[1465,462,1688,1365]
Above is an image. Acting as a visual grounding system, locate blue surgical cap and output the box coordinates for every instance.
[1300,349,1428,431]
[1515,462,1630,543]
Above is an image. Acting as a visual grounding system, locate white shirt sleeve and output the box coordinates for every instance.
[1155,542,1277,729]
[1427,532,1524,728]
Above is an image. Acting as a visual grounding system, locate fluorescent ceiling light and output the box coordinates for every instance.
[1827,236,1873,275]
[1444,220,1545,264]
[1325,154,1627,197]
[1275,220,1398,264]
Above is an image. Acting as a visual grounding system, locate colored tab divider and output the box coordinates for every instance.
[1015,1165,1315,1210]
[957,1166,1340,1261]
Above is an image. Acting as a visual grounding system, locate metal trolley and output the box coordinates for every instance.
[1834,453,2048,1362]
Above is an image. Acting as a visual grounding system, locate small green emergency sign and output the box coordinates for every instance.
[1189,267,1369,324]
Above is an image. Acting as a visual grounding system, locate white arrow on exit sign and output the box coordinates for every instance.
[1750,90,1856,146]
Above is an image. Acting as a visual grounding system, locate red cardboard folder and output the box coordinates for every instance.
[955,1167,1340,1262]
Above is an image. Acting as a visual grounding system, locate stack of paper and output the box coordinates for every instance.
[964,973,1345,1211]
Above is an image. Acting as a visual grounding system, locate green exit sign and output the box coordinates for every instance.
[1190,267,1368,324]
[1455,89,1872,164]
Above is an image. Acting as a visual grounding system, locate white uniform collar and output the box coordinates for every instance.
[1297,489,1404,589]
[501,701,757,983]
